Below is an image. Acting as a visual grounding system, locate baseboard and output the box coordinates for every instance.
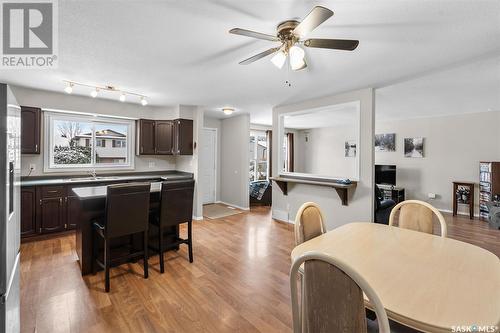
[193,215,203,221]
[272,209,292,224]
[216,201,250,211]
[438,208,479,218]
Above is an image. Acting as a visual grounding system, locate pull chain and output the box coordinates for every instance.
[285,56,292,87]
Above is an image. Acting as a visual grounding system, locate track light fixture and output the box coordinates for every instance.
[62,80,148,105]
[64,82,73,94]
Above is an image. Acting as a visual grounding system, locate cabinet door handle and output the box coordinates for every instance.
[59,198,62,205]
[39,199,42,206]
[47,190,58,193]
[35,144,38,151]
[65,197,68,203]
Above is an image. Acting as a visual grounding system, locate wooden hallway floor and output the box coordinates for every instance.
[20,207,500,333]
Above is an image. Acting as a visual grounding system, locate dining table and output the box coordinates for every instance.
[291,222,500,333]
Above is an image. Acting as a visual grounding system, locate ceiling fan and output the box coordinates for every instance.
[229,6,359,71]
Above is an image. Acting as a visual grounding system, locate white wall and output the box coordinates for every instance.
[375,111,500,215]
[204,116,222,202]
[296,125,358,179]
[13,86,178,176]
[272,88,374,229]
[220,114,250,209]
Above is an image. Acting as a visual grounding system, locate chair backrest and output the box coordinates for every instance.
[389,200,447,237]
[294,202,327,246]
[159,179,195,227]
[105,183,151,238]
[290,251,390,333]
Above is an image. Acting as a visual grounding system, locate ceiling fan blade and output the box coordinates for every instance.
[229,28,279,42]
[293,6,334,38]
[239,47,280,65]
[303,39,359,51]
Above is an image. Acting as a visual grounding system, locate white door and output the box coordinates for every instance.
[200,128,216,204]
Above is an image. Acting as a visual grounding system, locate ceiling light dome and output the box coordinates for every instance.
[222,108,234,115]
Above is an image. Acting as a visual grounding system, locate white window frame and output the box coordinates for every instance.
[249,130,269,182]
[44,112,135,172]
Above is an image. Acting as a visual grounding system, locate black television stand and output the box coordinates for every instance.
[377,184,405,204]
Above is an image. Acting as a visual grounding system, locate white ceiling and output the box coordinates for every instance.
[0,0,499,125]
[284,101,359,129]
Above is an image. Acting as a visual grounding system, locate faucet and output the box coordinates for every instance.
[88,168,97,179]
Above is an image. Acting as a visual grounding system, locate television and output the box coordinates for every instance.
[375,165,396,186]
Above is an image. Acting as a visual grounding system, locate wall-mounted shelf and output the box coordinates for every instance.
[270,176,357,206]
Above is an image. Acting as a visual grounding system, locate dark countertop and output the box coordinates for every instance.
[21,170,193,187]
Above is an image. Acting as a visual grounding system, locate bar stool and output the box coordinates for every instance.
[150,179,195,273]
[92,183,151,292]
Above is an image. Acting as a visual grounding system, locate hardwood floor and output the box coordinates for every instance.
[20,207,499,333]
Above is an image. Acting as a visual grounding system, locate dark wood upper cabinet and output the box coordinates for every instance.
[21,188,37,237]
[137,118,192,156]
[155,120,174,155]
[139,119,156,155]
[21,106,41,154]
[174,119,193,155]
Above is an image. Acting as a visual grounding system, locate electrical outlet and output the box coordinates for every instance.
[428,193,436,199]
[148,162,155,168]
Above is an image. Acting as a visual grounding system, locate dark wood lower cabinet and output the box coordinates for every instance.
[39,197,66,233]
[21,188,37,237]
[66,196,80,230]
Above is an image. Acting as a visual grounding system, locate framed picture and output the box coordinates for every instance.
[375,133,396,152]
[404,137,424,158]
[345,140,356,157]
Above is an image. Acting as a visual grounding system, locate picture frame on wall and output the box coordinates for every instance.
[375,133,396,152]
[404,137,424,158]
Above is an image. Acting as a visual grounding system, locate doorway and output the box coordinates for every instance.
[200,128,217,204]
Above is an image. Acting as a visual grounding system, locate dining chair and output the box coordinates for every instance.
[294,202,327,246]
[92,183,151,292]
[388,200,447,237]
[149,179,195,273]
[290,251,390,333]
[293,202,327,331]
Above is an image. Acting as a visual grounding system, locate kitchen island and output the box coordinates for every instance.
[72,178,193,275]
[20,170,192,239]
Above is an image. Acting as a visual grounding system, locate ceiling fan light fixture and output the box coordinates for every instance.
[289,45,306,71]
[222,108,234,115]
[271,50,286,69]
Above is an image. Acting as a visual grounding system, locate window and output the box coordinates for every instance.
[45,113,134,171]
[249,130,268,182]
